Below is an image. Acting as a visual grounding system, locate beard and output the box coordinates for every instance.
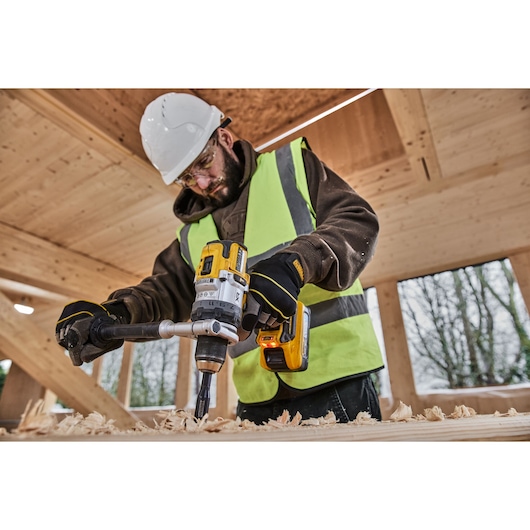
[202,145,243,208]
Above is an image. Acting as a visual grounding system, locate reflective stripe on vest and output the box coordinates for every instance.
[178,138,383,403]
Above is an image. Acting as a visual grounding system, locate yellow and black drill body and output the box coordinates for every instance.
[192,240,250,418]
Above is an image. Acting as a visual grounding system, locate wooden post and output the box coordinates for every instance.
[116,342,134,407]
[510,250,530,314]
[0,362,57,421]
[175,338,194,410]
[91,356,104,384]
[375,280,422,412]
[212,355,238,419]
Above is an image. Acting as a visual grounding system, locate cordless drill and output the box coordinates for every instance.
[63,240,309,421]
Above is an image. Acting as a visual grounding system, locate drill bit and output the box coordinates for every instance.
[194,371,213,420]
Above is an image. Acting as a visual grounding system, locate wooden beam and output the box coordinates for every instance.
[210,356,238,419]
[383,89,443,183]
[91,357,104,384]
[175,338,193,410]
[509,250,530,315]
[3,89,171,196]
[0,222,142,301]
[0,291,139,429]
[116,342,134,407]
[0,362,57,420]
[360,164,530,287]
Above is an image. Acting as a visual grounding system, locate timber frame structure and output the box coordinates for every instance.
[1,88,530,430]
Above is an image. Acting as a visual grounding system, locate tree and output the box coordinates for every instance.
[129,337,179,407]
[399,259,530,391]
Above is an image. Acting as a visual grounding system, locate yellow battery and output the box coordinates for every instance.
[258,301,310,372]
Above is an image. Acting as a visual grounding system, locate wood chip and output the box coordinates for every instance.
[424,406,445,421]
[449,405,477,418]
[389,401,413,421]
[353,411,377,425]
[494,408,519,417]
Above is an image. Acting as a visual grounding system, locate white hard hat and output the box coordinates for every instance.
[140,92,225,185]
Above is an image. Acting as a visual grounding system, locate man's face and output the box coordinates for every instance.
[176,132,243,208]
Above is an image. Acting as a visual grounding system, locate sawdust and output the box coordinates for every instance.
[0,399,522,439]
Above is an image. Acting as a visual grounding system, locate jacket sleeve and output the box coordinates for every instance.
[106,238,196,324]
[282,148,379,291]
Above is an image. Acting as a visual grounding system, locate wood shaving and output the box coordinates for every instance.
[301,411,338,426]
[424,406,445,421]
[0,406,341,438]
[494,408,519,417]
[389,401,413,422]
[449,405,477,418]
[353,411,377,425]
[13,399,58,436]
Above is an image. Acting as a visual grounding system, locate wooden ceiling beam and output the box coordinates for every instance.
[2,89,172,197]
[0,222,142,301]
[383,89,443,184]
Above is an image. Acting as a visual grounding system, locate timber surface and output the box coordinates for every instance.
[2,414,529,442]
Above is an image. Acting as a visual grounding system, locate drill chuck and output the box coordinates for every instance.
[195,335,230,373]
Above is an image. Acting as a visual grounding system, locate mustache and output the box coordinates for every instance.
[203,175,225,195]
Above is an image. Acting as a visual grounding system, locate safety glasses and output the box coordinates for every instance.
[176,138,218,188]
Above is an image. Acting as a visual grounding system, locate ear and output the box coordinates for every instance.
[217,128,234,150]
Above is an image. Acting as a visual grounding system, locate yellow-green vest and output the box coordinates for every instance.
[178,138,383,404]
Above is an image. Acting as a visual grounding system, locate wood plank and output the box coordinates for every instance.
[422,89,530,180]
[383,89,443,184]
[3,89,163,189]
[116,342,134,407]
[0,222,143,300]
[360,162,530,286]
[0,290,139,429]
[3,413,529,441]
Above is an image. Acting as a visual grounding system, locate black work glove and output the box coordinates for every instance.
[55,300,130,366]
[240,253,304,338]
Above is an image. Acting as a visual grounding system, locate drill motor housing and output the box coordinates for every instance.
[192,240,249,374]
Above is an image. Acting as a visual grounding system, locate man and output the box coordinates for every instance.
[56,92,385,424]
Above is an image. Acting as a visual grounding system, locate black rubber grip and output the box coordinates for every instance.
[96,321,162,341]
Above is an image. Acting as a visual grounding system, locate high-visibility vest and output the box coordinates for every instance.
[178,138,383,404]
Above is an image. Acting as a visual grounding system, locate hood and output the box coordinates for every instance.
[172,139,258,224]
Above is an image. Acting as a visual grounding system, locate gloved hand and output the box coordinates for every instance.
[55,300,130,366]
[240,253,304,338]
